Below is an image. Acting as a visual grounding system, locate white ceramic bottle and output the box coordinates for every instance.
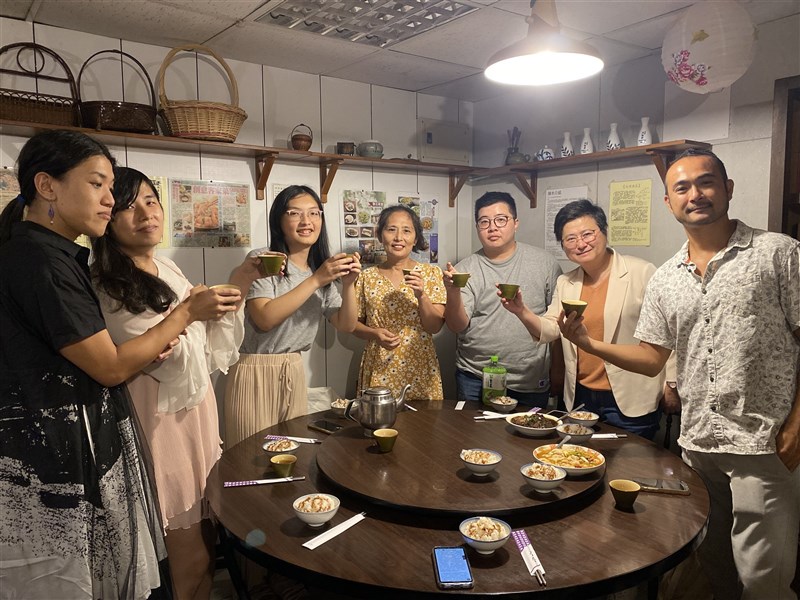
[580,128,594,154]
[637,117,652,146]
[561,132,574,157]
[606,123,621,151]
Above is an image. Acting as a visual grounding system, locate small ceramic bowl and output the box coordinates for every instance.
[561,299,588,317]
[293,493,340,527]
[450,273,470,288]
[497,283,520,300]
[556,423,593,444]
[459,517,511,555]
[488,396,518,414]
[505,413,561,437]
[262,438,300,456]
[566,410,600,428]
[330,398,349,417]
[520,462,567,492]
[460,449,502,476]
[609,479,641,509]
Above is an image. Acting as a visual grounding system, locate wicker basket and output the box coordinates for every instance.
[156,44,247,143]
[78,49,157,134]
[0,42,80,126]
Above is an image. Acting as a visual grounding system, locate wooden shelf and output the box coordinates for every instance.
[474,140,712,208]
[0,121,710,209]
[0,120,473,205]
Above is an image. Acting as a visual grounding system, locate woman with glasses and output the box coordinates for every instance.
[353,205,446,400]
[223,185,360,446]
[503,199,674,439]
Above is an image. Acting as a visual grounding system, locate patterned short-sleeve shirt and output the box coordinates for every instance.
[635,221,800,454]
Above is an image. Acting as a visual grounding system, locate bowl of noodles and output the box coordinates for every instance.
[532,443,605,476]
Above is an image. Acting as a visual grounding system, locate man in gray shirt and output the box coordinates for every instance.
[444,191,562,407]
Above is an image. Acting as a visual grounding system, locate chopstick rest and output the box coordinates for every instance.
[302,512,366,550]
[224,476,305,487]
[264,434,321,444]
[455,401,465,410]
[512,529,547,586]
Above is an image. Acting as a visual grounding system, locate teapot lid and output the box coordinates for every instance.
[363,386,392,396]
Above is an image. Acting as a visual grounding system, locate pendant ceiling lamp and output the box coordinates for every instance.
[484,0,604,86]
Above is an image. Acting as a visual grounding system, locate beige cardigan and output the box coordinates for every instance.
[539,250,675,417]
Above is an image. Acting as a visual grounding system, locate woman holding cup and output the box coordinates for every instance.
[91,166,262,599]
[224,185,360,446]
[353,205,446,400]
[502,200,674,439]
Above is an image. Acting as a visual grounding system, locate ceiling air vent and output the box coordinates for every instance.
[255,0,479,47]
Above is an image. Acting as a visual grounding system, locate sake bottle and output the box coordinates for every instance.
[481,355,507,406]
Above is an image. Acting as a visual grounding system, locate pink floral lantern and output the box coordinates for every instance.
[661,0,757,94]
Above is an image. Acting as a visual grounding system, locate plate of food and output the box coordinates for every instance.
[343,201,356,213]
[532,443,605,476]
[345,227,359,238]
[505,412,561,437]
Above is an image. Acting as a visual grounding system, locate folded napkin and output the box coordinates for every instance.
[302,513,366,550]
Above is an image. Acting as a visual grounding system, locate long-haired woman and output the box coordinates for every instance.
[224,185,359,446]
[91,166,262,599]
[0,130,234,598]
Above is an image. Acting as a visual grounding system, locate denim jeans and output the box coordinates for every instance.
[455,369,549,409]
[571,382,660,440]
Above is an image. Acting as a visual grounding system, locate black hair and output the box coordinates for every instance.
[474,191,517,222]
[268,185,330,277]
[0,130,115,245]
[666,148,729,184]
[91,166,178,315]
[553,199,608,242]
[376,204,428,253]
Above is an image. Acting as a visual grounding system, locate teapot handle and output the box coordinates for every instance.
[344,399,359,422]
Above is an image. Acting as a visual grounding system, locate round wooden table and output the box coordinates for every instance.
[207,402,709,599]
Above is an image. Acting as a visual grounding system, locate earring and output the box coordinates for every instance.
[48,203,55,224]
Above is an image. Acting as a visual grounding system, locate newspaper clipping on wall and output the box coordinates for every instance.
[608,179,651,246]
[169,179,251,248]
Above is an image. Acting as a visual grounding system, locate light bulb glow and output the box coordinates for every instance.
[485,51,604,85]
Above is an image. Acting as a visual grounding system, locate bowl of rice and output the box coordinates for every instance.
[330,398,349,417]
[520,462,567,492]
[488,396,518,413]
[556,423,594,444]
[460,449,502,476]
[292,493,340,527]
[262,438,300,456]
[566,410,599,428]
[459,516,511,555]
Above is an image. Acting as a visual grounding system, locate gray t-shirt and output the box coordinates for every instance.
[240,269,342,355]
[454,242,562,391]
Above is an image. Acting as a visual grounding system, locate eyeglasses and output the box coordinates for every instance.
[285,208,323,221]
[476,215,512,230]
[562,229,598,248]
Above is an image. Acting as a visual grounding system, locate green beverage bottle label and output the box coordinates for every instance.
[481,355,507,406]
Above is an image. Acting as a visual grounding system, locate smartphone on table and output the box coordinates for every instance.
[432,546,474,589]
[631,478,690,495]
[307,419,343,435]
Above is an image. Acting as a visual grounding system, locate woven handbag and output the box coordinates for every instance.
[156,44,247,143]
[0,42,80,126]
[78,49,158,134]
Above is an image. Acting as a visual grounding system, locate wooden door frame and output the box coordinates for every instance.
[768,75,800,232]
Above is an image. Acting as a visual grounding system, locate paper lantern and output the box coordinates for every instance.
[661,0,757,94]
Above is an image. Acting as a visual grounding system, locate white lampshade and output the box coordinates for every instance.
[485,0,603,86]
[661,0,757,94]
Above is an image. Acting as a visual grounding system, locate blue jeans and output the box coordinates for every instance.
[455,369,549,409]
[571,382,660,440]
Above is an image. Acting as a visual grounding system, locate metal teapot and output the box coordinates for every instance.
[345,384,411,435]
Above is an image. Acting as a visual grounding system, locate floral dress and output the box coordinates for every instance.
[355,263,446,400]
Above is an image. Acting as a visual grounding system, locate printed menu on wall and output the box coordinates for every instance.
[608,179,651,246]
[340,189,386,265]
[169,179,251,248]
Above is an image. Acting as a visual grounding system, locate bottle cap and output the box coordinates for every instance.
[491,355,498,361]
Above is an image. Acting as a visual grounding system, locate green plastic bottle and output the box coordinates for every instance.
[481,355,507,406]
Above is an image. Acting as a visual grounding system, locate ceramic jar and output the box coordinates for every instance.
[357,140,384,158]
[637,117,652,146]
[606,123,621,151]
[505,148,531,164]
[561,132,574,157]
[580,128,594,154]
[535,145,555,161]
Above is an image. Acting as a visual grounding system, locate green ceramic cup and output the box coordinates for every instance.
[402,268,414,277]
[561,299,588,317]
[260,254,284,275]
[373,428,398,453]
[498,283,520,300]
[451,273,470,288]
[271,454,297,477]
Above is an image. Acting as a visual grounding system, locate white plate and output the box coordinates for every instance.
[505,412,561,437]
[532,443,605,476]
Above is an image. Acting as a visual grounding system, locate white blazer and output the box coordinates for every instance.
[538,250,674,417]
